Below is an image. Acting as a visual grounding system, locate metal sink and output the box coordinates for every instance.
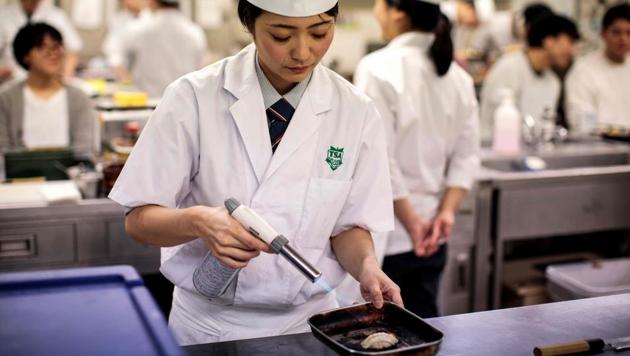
[482,152,630,172]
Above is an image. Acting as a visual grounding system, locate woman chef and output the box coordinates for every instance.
[109,0,403,345]
[354,0,479,317]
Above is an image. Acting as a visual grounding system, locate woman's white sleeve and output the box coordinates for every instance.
[108,80,200,211]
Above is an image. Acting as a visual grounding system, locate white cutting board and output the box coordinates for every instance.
[0,181,81,207]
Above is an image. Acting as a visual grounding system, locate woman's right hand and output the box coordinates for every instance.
[406,215,430,257]
[394,199,429,256]
[187,206,271,269]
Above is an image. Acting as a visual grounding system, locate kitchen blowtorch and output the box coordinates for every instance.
[225,198,322,283]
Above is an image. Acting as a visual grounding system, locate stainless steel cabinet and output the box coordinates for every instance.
[0,225,75,269]
[0,200,160,273]
[474,154,630,310]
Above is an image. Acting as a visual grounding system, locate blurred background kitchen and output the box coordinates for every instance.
[0,0,629,320]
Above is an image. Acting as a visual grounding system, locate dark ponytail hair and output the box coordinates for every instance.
[429,13,454,76]
[385,0,453,76]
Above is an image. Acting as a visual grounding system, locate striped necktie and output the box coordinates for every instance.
[266,98,295,153]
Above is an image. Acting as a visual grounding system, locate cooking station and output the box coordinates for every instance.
[184,293,630,355]
[473,139,630,310]
[2,138,628,314]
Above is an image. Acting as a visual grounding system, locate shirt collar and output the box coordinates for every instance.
[387,32,435,51]
[255,53,311,110]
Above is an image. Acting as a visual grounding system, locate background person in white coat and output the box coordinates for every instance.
[354,0,479,318]
[471,3,553,68]
[0,0,82,82]
[102,0,151,76]
[109,0,402,345]
[480,14,580,142]
[112,0,206,97]
[566,4,630,133]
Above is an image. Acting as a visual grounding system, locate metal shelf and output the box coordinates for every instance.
[98,109,154,122]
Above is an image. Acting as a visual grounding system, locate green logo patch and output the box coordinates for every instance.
[325,146,344,171]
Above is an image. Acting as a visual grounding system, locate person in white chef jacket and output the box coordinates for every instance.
[439,0,479,60]
[479,14,580,142]
[0,0,83,82]
[102,0,151,76]
[472,9,522,64]
[112,0,206,97]
[566,4,630,132]
[354,0,479,317]
[471,3,553,67]
[109,0,403,345]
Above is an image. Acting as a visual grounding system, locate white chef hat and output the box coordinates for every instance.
[246,0,338,17]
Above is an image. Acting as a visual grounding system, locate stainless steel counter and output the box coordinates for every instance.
[183,294,630,356]
[429,293,630,356]
[479,139,630,181]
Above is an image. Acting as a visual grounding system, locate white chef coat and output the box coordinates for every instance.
[102,8,152,68]
[0,2,83,80]
[118,9,206,97]
[109,44,394,343]
[354,32,480,256]
[565,50,630,131]
[480,51,560,142]
[22,86,69,149]
[473,11,522,62]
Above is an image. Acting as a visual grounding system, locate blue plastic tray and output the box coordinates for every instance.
[0,265,183,356]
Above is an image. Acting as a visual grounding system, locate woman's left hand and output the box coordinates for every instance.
[358,259,403,309]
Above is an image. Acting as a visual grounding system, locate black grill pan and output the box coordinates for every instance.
[308,302,443,355]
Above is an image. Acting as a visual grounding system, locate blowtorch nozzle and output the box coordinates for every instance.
[225,198,322,283]
[279,243,322,283]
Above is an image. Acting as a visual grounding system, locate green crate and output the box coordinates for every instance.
[4,149,76,180]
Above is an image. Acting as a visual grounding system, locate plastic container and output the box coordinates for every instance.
[546,258,630,301]
[0,265,184,356]
[113,91,149,108]
[66,165,102,199]
[4,149,75,180]
[492,88,521,154]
